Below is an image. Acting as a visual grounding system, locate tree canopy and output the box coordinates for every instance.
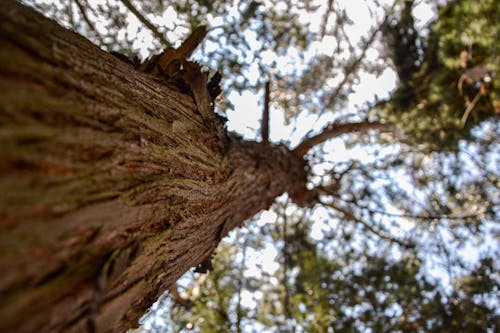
[18,0,500,332]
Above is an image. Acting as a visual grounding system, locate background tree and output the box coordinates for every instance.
[1,0,498,332]
[378,0,499,147]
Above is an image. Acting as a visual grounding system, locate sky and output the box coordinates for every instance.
[135,1,452,331]
[25,0,490,331]
[15,0,499,331]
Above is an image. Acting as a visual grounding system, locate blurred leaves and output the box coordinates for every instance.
[377,0,499,148]
[20,0,500,331]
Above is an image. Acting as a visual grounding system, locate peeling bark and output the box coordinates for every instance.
[0,3,308,332]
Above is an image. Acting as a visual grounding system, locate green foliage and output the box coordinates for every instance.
[168,214,499,332]
[20,0,499,332]
[379,0,499,148]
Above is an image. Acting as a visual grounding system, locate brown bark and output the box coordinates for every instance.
[0,2,308,332]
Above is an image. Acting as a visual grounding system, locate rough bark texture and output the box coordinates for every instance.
[0,2,308,332]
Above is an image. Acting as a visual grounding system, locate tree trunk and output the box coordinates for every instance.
[0,2,308,332]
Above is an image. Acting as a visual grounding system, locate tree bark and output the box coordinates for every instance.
[0,2,308,332]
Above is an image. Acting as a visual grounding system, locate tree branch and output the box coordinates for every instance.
[118,0,171,47]
[460,90,482,128]
[321,200,414,248]
[319,0,334,38]
[261,79,270,143]
[236,235,247,333]
[293,121,392,156]
[168,287,194,310]
[342,197,486,222]
[73,0,106,47]
[321,0,399,113]
[317,181,486,222]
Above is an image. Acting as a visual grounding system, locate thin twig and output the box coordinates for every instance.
[281,200,292,324]
[319,187,485,222]
[236,233,247,333]
[321,200,414,248]
[262,79,270,143]
[73,0,106,47]
[118,0,171,47]
[320,0,400,115]
[460,90,482,128]
[319,0,334,38]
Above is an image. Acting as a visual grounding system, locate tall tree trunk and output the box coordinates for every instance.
[0,2,309,332]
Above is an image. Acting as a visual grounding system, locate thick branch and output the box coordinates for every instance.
[293,121,391,156]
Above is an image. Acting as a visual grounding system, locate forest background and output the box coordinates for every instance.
[2,0,499,332]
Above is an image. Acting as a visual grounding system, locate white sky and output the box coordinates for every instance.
[127,0,494,329]
[21,0,497,331]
